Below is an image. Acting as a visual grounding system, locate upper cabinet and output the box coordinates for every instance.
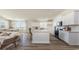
[74,11,79,24]
[62,12,74,25]
[60,10,79,25]
[53,10,79,27]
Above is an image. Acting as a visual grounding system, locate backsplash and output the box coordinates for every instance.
[69,26,79,32]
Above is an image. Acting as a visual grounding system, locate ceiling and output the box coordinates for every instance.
[0,9,64,21]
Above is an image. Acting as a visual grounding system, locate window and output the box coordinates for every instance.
[0,20,9,29]
[12,21,27,31]
[0,22,5,28]
[15,21,26,28]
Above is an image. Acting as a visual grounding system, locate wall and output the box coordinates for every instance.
[27,21,52,33]
[27,21,40,32]
[47,22,52,33]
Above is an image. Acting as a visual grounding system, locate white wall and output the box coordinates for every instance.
[47,22,52,33]
[27,21,52,33]
[27,21,40,32]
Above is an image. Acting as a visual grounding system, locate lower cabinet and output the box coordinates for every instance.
[59,30,79,45]
[32,32,50,44]
[59,31,64,40]
[69,33,79,45]
[59,30,69,44]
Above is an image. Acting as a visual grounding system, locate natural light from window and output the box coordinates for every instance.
[12,21,26,32]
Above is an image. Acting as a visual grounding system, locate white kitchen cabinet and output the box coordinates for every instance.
[64,32,69,43]
[32,31,50,44]
[62,12,74,25]
[69,32,79,45]
[74,11,79,24]
[59,30,79,45]
[59,30,64,40]
[53,10,79,26]
[60,10,79,25]
[59,30,69,43]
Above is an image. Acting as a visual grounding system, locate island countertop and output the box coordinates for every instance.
[32,30,49,33]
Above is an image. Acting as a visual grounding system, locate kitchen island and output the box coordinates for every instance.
[32,30,50,44]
